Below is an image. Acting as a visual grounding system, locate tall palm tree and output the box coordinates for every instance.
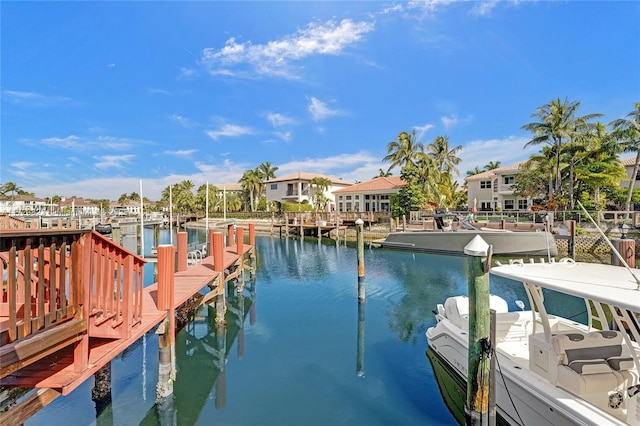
[309,176,332,211]
[522,97,601,197]
[239,169,261,212]
[610,103,640,213]
[427,135,462,176]
[374,169,392,179]
[256,162,279,211]
[466,166,484,177]
[383,130,425,172]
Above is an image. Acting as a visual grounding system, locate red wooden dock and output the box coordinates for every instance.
[1,224,256,426]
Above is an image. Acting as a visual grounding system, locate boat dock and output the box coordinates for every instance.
[0,224,256,424]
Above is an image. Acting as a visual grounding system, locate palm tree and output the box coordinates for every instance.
[466,166,483,177]
[256,162,279,211]
[610,103,640,213]
[309,176,332,211]
[374,169,392,179]
[522,97,601,197]
[173,180,195,212]
[484,161,501,171]
[427,135,462,176]
[239,169,261,212]
[383,130,425,172]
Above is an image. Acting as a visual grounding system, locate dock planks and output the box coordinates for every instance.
[0,244,253,396]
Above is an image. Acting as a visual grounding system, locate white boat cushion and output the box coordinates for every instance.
[606,356,634,371]
[567,359,611,375]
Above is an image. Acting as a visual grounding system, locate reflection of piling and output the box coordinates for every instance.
[356,218,365,300]
[356,300,365,377]
[215,324,227,409]
[156,244,176,402]
[237,292,245,358]
[464,236,493,426]
[91,363,112,417]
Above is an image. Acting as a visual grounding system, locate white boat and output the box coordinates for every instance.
[380,213,558,256]
[426,258,640,425]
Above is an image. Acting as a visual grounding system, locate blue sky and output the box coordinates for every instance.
[2,1,639,200]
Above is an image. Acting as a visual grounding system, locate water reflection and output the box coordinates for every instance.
[140,277,257,425]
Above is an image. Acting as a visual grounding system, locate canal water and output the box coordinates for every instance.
[23,229,585,425]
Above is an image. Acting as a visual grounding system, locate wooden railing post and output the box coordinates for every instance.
[249,224,255,246]
[236,227,244,255]
[177,232,187,272]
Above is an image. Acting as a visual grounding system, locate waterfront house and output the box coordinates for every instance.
[465,162,528,212]
[59,197,100,215]
[332,176,406,213]
[264,172,352,211]
[0,194,47,214]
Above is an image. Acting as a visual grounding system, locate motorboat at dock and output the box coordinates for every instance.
[379,213,558,257]
[427,258,640,425]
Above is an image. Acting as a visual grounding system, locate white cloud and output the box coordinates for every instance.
[205,124,255,140]
[38,135,140,152]
[266,112,295,127]
[200,19,374,79]
[441,113,473,130]
[274,131,292,142]
[170,113,191,127]
[276,151,379,181]
[308,97,342,121]
[178,67,196,79]
[164,149,197,157]
[414,123,435,140]
[471,1,499,16]
[3,90,71,107]
[94,154,135,170]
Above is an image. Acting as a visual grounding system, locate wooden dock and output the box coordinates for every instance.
[0,225,256,424]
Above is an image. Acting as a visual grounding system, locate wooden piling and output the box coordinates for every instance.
[356,218,365,300]
[567,219,576,258]
[236,227,244,255]
[612,238,636,268]
[249,223,255,246]
[464,236,493,426]
[156,244,176,402]
[227,223,235,247]
[177,231,187,272]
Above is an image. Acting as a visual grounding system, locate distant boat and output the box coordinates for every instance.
[378,213,557,256]
[95,223,112,235]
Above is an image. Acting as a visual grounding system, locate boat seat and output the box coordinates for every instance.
[442,295,509,332]
[551,330,634,414]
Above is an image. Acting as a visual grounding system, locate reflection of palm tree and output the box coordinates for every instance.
[610,103,640,213]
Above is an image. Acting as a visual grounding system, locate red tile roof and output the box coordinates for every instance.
[333,176,406,193]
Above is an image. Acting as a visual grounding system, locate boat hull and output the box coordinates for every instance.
[426,322,630,426]
[381,229,557,256]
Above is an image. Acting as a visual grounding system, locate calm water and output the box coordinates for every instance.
[23,229,585,425]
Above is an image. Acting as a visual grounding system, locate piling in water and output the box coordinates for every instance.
[356,218,365,300]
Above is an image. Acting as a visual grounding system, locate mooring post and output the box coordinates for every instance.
[208,229,216,262]
[227,223,235,247]
[464,235,493,426]
[567,219,576,258]
[356,218,365,300]
[236,226,244,255]
[212,231,226,326]
[156,244,176,402]
[177,231,187,272]
[402,215,406,231]
[249,223,255,246]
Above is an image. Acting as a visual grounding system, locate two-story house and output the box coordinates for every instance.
[465,162,529,212]
[0,194,47,214]
[333,176,406,213]
[264,172,353,211]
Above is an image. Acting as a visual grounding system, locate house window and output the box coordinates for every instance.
[480,180,492,189]
[270,184,277,190]
[503,176,515,185]
[355,195,360,200]
[365,195,370,200]
[518,199,528,210]
[480,201,492,211]
[380,195,389,200]
[338,196,343,201]
[504,199,515,210]
[346,202,352,211]
[339,203,343,211]
[346,195,352,200]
